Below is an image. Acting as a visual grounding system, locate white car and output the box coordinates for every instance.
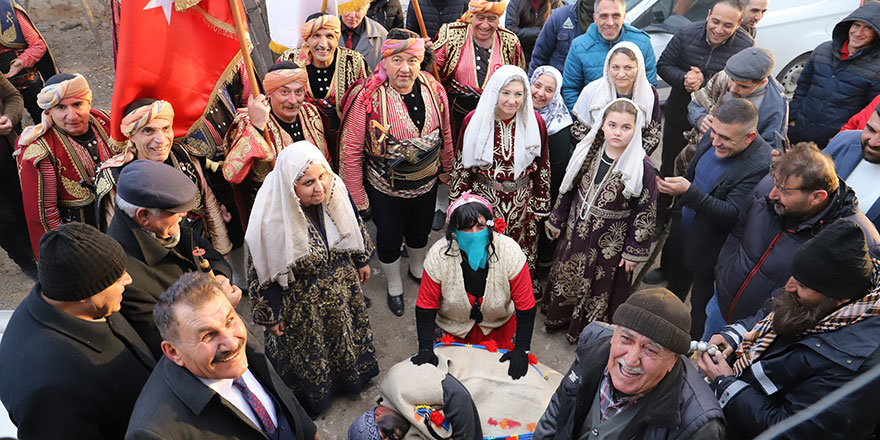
[623,0,862,98]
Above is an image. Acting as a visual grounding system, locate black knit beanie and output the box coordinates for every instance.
[613,288,691,354]
[37,222,127,301]
[792,219,873,301]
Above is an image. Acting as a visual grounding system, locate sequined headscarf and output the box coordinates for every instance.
[460,0,506,22]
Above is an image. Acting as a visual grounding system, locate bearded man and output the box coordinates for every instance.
[825,105,880,230]
[223,62,328,225]
[701,220,880,439]
[94,99,231,255]
[15,73,119,259]
[281,14,368,170]
[433,0,525,137]
[339,30,454,316]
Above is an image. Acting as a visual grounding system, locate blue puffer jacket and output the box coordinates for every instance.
[789,2,880,144]
[561,23,657,110]
[528,4,585,76]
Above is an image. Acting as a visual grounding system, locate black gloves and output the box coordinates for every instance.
[499,347,529,380]
[411,349,439,366]
[358,207,373,222]
[412,306,440,366]
[499,307,537,380]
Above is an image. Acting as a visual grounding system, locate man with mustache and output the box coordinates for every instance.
[280,14,368,171]
[700,220,880,439]
[107,159,236,358]
[824,105,880,230]
[433,0,526,138]
[126,272,317,440]
[708,143,880,340]
[534,288,724,439]
[340,30,454,316]
[559,0,657,110]
[94,98,231,256]
[223,62,328,225]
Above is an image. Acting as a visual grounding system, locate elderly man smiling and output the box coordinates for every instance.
[533,288,724,440]
[126,272,317,439]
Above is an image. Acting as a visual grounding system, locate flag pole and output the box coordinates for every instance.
[228,0,273,147]
[409,0,440,80]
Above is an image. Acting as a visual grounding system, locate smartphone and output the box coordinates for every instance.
[647,161,664,179]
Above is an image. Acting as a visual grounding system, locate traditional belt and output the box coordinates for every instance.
[476,173,529,193]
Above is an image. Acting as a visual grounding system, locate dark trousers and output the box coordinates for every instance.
[0,136,36,276]
[661,217,693,301]
[366,181,437,263]
[661,119,689,177]
[689,268,715,340]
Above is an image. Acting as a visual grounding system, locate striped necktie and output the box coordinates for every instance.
[232,376,277,434]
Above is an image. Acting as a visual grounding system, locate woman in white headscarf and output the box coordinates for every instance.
[450,64,551,292]
[529,65,573,268]
[570,41,662,154]
[543,98,659,343]
[245,141,378,417]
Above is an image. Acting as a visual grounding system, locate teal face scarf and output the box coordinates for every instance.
[456,228,490,271]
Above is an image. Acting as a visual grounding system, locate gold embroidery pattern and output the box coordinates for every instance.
[61,174,91,200]
[598,220,627,260]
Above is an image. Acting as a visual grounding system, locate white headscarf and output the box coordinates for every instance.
[529,66,572,136]
[571,41,655,129]
[461,65,542,180]
[246,141,365,288]
[560,98,646,199]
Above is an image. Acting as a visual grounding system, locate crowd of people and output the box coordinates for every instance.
[1,0,880,438]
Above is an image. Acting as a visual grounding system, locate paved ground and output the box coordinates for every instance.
[0,2,668,438]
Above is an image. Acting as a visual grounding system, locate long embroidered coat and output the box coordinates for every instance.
[247,204,378,417]
[543,133,658,343]
[450,112,551,277]
[15,108,118,258]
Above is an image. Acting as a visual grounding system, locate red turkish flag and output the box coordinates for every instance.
[111,0,245,142]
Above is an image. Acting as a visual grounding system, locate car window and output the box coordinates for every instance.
[632,0,715,32]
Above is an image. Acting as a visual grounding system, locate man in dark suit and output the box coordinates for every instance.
[107,159,238,358]
[0,222,155,438]
[126,272,317,439]
[655,98,772,339]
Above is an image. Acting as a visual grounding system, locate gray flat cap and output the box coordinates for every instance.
[725,47,774,82]
[117,159,197,212]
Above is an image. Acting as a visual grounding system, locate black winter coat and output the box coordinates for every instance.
[533,323,724,440]
[126,340,317,440]
[677,132,772,273]
[715,310,880,439]
[715,175,880,324]
[367,0,403,32]
[108,206,231,358]
[405,0,469,39]
[657,20,753,129]
[0,287,155,438]
[505,0,561,64]
[789,2,880,144]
